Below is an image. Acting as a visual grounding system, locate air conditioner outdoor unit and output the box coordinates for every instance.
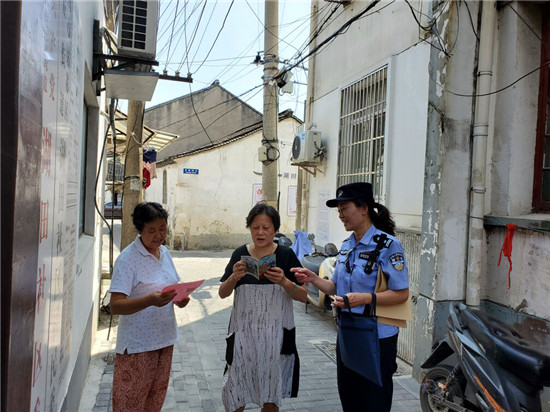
[292,131,322,164]
[116,0,159,59]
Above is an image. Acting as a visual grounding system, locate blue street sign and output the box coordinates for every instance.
[183,168,199,175]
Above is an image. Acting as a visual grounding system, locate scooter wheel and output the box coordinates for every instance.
[419,365,464,412]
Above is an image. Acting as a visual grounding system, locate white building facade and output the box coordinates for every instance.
[300,0,550,374]
[145,114,302,250]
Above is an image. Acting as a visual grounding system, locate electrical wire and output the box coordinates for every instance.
[177,0,209,73]
[281,2,329,58]
[93,98,117,321]
[505,2,541,41]
[165,0,203,71]
[404,0,452,57]
[461,0,479,40]
[193,0,235,75]
[300,3,341,54]
[282,0,382,75]
[150,83,264,131]
[244,0,301,55]
[163,0,181,72]
[403,0,437,32]
[187,0,220,71]
[207,32,264,84]
[433,60,550,98]
[159,85,265,144]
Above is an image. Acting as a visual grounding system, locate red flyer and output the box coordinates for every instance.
[162,279,204,302]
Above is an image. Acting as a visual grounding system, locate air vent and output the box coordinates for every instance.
[117,0,158,59]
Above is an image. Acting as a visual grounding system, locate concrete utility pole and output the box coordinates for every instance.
[120,100,145,249]
[261,0,279,210]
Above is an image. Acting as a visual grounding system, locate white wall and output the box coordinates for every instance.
[486,229,550,320]
[311,0,424,104]
[386,45,430,229]
[304,41,430,245]
[27,1,106,410]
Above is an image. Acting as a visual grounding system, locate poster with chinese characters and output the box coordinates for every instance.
[29,1,83,410]
[252,183,263,206]
[287,186,297,217]
[29,2,54,410]
[316,190,332,245]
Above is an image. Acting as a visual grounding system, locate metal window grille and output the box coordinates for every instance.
[337,66,388,201]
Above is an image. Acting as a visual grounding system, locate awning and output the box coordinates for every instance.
[105,109,179,156]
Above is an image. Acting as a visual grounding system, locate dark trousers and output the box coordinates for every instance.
[336,333,398,412]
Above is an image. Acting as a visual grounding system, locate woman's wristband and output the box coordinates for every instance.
[288,283,298,297]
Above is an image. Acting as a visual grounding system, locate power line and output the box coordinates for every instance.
[461,0,479,40]
[433,61,550,98]
[284,0,382,75]
[244,0,302,56]
[155,84,264,130]
[164,0,181,72]
[188,0,220,70]
[163,86,265,144]
[290,2,345,64]
[506,2,541,41]
[177,0,209,73]
[193,0,235,75]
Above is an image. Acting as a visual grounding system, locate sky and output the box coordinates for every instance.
[139,0,315,122]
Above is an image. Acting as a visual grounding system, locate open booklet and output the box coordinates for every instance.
[161,279,204,303]
[241,254,276,280]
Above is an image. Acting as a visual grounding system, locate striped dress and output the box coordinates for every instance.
[220,245,301,411]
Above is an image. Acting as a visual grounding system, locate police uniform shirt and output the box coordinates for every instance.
[331,224,409,339]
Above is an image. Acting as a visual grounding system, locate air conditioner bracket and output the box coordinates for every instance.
[291,162,325,176]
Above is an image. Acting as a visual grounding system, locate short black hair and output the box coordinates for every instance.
[246,203,280,232]
[132,202,168,232]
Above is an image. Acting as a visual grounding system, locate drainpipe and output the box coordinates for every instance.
[466,0,497,307]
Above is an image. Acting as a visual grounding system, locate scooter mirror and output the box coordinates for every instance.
[325,243,339,256]
[276,235,292,247]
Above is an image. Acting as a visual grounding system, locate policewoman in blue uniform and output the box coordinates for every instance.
[292,182,409,411]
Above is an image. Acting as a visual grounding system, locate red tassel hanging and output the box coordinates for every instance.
[497,223,518,289]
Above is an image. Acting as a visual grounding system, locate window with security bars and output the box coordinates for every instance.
[337,66,387,201]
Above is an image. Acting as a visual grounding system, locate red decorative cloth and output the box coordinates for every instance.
[497,223,518,289]
[143,167,151,189]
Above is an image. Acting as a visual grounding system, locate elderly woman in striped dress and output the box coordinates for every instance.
[219,203,307,412]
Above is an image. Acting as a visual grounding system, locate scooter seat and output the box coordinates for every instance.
[301,254,325,274]
[462,308,550,388]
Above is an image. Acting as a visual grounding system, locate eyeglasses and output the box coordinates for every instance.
[344,245,359,273]
[344,247,355,273]
[344,246,379,274]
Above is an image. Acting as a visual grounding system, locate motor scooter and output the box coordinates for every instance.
[300,234,339,325]
[420,302,550,412]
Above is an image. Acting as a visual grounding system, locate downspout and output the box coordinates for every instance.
[297,0,318,231]
[466,0,497,307]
